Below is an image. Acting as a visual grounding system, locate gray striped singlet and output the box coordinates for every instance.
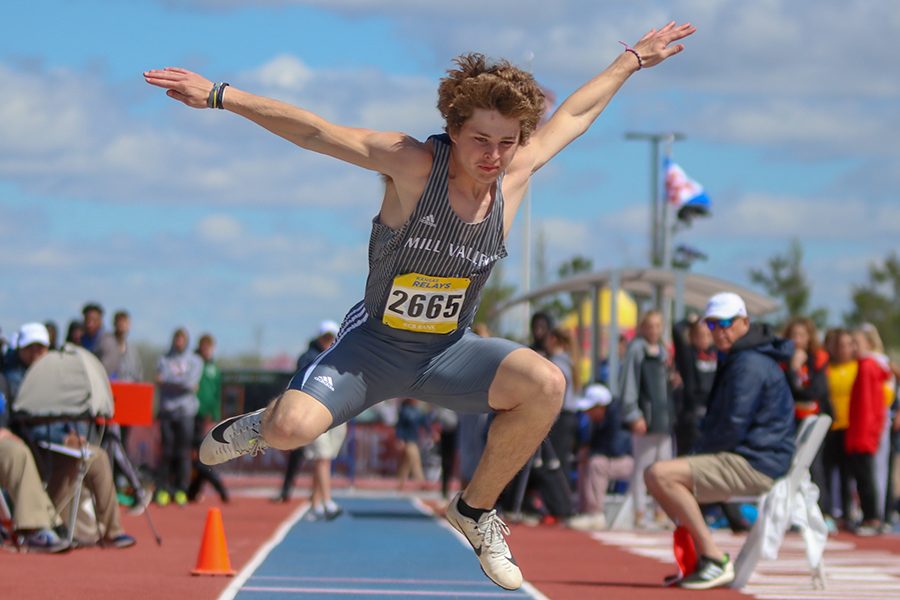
[362,133,508,336]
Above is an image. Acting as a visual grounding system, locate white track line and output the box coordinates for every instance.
[411,497,550,600]
[217,503,311,600]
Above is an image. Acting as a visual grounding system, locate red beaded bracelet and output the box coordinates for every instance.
[618,41,643,70]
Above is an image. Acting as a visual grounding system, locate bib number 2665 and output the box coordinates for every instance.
[383,273,470,334]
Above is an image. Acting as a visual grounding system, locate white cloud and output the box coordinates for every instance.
[538,217,590,256]
[197,213,243,241]
[255,54,314,90]
[690,193,900,240]
[0,57,439,212]
[250,272,342,299]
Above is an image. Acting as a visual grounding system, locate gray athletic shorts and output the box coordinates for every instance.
[288,301,523,426]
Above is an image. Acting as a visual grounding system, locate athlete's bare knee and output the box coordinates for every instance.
[534,362,565,414]
[264,393,331,448]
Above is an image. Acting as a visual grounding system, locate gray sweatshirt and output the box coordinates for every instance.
[619,337,672,433]
[156,350,202,418]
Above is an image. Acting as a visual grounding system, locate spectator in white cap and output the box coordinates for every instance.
[1,323,51,402]
[703,291,747,322]
[643,291,795,589]
[569,383,634,532]
[275,319,342,503]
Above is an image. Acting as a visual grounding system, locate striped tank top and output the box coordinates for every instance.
[362,134,508,335]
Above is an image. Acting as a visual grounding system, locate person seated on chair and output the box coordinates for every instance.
[644,293,795,590]
[0,383,70,553]
[569,383,633,532]
[4,322,136,549]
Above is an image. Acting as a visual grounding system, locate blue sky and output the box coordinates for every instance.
[2,0,898,357]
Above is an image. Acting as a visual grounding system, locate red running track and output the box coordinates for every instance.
[2,477,898,600]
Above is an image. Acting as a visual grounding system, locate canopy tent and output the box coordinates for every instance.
[496,268,779,318]
[492,267,779,390]
[13,343,114,419]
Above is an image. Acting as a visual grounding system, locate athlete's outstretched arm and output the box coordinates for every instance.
[143,67,426,179]
[524,22,696,173]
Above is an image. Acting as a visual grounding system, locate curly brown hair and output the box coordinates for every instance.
[436,53,546,144]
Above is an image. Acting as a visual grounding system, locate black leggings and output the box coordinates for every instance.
[439,428,458,498]
[279,448,304,500]
[188,417,228,501]
[846,452,879,522]
[157,414,193,492]
[822,429,853,519]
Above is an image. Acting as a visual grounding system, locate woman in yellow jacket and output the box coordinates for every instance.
[824,329,857,529]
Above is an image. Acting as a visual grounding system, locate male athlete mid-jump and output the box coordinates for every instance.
[145,21,694,590]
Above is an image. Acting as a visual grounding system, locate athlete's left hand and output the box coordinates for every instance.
[144,67,215,109]
[630,21,696,69]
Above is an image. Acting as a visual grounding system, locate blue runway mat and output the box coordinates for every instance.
[234,497,532,598]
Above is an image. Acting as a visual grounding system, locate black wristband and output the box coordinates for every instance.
[215,82,230,109]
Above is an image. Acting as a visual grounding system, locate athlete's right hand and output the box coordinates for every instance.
[630,417,648,435]
[143,67,214,109]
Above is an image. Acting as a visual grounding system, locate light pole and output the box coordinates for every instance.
[624,131,685,272]
[521,51,536,335]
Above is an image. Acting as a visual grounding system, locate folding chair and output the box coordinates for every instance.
[21,419,102,546]
[730,414,832,589]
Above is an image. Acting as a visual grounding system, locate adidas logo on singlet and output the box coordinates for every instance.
[419,214,437,228]
[313,375,335,391]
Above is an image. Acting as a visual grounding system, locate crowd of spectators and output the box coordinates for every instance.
[2,293,898,555]
[457,297,900,542]
[0,302,226,552]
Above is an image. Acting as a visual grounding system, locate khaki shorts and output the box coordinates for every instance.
[686,452,774,504]
[304,423,348,460]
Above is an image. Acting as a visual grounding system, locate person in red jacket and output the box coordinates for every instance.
[845,329,890,535]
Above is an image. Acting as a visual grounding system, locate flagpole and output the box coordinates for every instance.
[624,131,685,309]
[522,50,535,334]
[660,135,677,275]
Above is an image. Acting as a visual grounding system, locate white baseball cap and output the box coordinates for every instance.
[704,292,748,320]
[317,320,340,337]
[16,322,50,349]
[575,383,613,411]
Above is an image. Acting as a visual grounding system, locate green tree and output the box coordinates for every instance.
[749,239,828,329]
[845,251,900,351]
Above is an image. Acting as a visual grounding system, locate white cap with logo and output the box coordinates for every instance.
[704,292,748,320]
[16,322,50,349]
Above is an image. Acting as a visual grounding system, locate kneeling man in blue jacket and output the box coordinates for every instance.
[645,292,795,590]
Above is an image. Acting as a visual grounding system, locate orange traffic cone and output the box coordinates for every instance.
[191,507,236,576]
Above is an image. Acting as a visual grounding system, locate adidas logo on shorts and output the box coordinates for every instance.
[419,214,437,228]
[313,375,335,391]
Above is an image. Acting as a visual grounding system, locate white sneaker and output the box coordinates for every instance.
[568,512,607,531]
[446,492,523,590]
[199,409,268,465]
[679,554,735,590]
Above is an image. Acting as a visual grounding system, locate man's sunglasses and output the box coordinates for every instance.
[706,317,736,331]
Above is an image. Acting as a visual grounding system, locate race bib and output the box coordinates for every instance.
[383,273,470,334]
